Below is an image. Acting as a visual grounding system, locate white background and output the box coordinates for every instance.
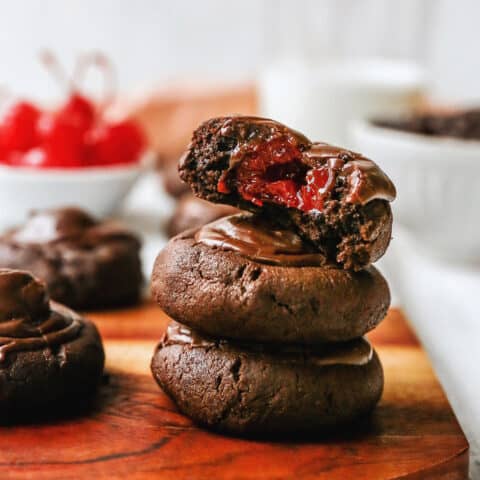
[0,0,478,104]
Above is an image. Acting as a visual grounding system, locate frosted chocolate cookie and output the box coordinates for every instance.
[151,321,383,436]
[179,116,395,270]
[152,214,390,344]
[0,269,104,421]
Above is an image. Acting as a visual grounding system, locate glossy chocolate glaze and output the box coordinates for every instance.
[306,143,396,204]
[7,207,139,248]
[220,115,310,169]
[0,270,82,362]
[218,116,396,207]
[163,321,373,366]
[194,213,327,267]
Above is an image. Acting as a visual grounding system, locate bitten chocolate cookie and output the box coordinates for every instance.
[0,269,105,421]
[167,194,239,237]
[152,321,383,436]
[0,207,143,310]
[152,214,390,343]
[179,116,396,270]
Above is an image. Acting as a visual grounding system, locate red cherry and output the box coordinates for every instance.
[229,137,307,209]
[217,177,230,194]
[0,101,40,154]
[264,179,299,208]
[7,147,77,169]
[37,113,86,167]
[58,93,95,131]
[299,168,331,211]
[8,148,47,168]
[90,120,146,165]
[0,141,6,164]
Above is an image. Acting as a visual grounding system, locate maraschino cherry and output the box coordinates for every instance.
[0,101,40,154]
[219,136,335,213]
[0,52,146,168]
[89,120,146,166]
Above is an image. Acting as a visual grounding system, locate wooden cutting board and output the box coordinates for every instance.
[0,305,469,479]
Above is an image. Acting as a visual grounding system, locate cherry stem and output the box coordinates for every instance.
[39,50,73,93]
[73,52,117,109]
[0,87,9,102]
[0,87,14,114]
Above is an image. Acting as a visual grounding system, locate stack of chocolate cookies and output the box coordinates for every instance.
[151,116,396,436]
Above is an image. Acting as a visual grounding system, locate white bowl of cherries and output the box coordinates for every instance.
[0,54,147,228]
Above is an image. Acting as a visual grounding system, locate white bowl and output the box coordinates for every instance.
[351,120,480,262]
[259,58,424,146]
[0,163,142,228]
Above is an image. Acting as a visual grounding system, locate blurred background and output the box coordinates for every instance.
[1,0,480,476]
[0,0,479,104]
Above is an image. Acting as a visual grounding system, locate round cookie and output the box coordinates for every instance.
[0,269,105,421]
[0,207,143,310]
[151,321,384,436]
[152,216,390,344]
[167,194,239,237]
[179,115,396,270]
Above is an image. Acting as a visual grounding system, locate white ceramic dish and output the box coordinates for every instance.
[351,120,480,262]
[0,162,142,229]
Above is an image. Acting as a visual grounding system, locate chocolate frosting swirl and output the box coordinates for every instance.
[163,321,373,367]
[0,269,82,362]
[194,213,326,267]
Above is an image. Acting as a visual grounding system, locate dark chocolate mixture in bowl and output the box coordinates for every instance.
[372,108,480,140]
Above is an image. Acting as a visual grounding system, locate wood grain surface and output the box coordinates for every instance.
[0,305,469,479]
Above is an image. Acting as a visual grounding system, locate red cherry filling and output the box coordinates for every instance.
[298,168,333,211]
[218,137,336,212]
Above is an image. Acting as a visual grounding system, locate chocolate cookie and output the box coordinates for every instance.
[152,321,383,436]
[152,214,390,343]
[0,269,105,421]
[167,194,239,237]
[179,116,396,270]
[0,207,143,310]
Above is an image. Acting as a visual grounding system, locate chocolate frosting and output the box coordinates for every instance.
[7,207,139,248]
[220,116,310,170]
[194,213,326,267]
[218,116,396,207]
[305,143,396,204]
[163,321,373,367]
[0,270,82,362]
